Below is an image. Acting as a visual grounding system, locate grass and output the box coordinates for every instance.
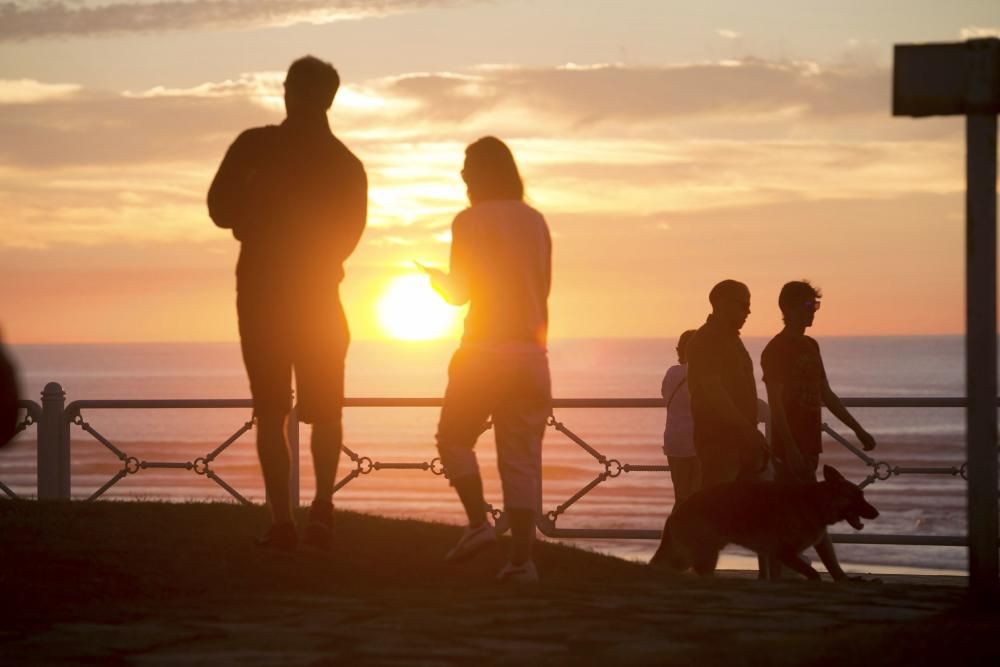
[2,500,648,622]
[0,500,994,666]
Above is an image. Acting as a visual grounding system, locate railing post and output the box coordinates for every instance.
[287,407,300,508]
[38,382,70,500]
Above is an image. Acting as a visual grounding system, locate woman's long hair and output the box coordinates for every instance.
[677,329,697,364]
[462,136,524,204]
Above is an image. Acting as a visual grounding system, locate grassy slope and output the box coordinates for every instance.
[2,500,648,620]
[0,500,995,666]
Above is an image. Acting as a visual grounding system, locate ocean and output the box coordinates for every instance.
[2,337,981,575]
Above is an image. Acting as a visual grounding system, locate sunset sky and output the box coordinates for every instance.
[1,0,997,343]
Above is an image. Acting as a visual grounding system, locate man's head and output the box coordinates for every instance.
[778,280,822,328]
[709,280,751,331]
[284,56,340,118]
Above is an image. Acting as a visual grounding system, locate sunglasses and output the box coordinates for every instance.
[804,300,822,311]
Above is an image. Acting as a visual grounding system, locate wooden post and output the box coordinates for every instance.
[966,112,999,599]
[894,38,1000,599]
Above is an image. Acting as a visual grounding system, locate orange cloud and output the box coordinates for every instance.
[0,0,480,41]
[0,59,974,342]
[381,59,892,122]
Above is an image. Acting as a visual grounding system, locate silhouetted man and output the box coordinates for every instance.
[686,280,768,490]
[208,56,367,550]
[761,280,876,581]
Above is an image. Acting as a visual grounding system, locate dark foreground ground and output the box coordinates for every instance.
[1,501,996,666]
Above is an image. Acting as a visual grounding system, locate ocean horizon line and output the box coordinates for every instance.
[5,333,980,347]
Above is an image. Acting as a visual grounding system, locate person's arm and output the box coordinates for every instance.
[428,215,471,305]
[207,130,261,239]
[661,366,680,401]
[329,161,368,264]
[541,218,552,300]
[764,380,807,476]
[822,379,877,451]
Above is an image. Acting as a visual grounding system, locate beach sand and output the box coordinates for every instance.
[1,500,993,665]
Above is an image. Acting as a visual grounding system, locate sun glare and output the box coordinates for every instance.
[377,274,460,341]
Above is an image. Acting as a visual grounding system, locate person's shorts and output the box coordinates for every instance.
[237,288,349,424]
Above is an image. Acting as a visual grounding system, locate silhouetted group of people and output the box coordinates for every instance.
[208,55,876,584]
[658,280,877,580]
[209,56,549,582]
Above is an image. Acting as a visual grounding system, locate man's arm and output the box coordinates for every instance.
[541,219,552,299]
[207,130,261,239]
[821,380,876,451]
[329,163,368,264]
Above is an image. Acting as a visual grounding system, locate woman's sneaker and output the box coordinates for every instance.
[445,522,497,562]
[496,560,539,584]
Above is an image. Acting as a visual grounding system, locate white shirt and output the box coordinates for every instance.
[661,363,695,457]
[449,200,551,347]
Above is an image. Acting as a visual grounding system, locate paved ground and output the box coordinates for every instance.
[1,501,994,666]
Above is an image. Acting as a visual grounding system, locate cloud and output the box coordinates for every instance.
[0,78,81,103]
[716,29,741,40]
[124,72,283,100]
[0,162,220,249]
[0,79,275,168]
[379,59,893,124]
[960,26,1000,40]
[0,0,473,41]
[0,57,967,255]
[0,57,950,172]
[0,45,977,342]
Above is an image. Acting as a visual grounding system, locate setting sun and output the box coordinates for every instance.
[376,273,461,341]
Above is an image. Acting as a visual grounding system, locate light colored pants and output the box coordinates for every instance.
[435,343,551,511]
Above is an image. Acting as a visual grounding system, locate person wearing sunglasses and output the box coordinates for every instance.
[760,280,877,581]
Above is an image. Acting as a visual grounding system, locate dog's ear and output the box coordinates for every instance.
[822,465,845,483]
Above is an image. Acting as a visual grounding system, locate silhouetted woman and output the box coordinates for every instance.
[662,329,701,504]
[423,137,552,583]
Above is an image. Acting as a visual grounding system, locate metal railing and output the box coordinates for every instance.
[1,383,993,550]
[3,399,40,499]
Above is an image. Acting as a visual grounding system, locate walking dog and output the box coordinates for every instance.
[650,465,878,579]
